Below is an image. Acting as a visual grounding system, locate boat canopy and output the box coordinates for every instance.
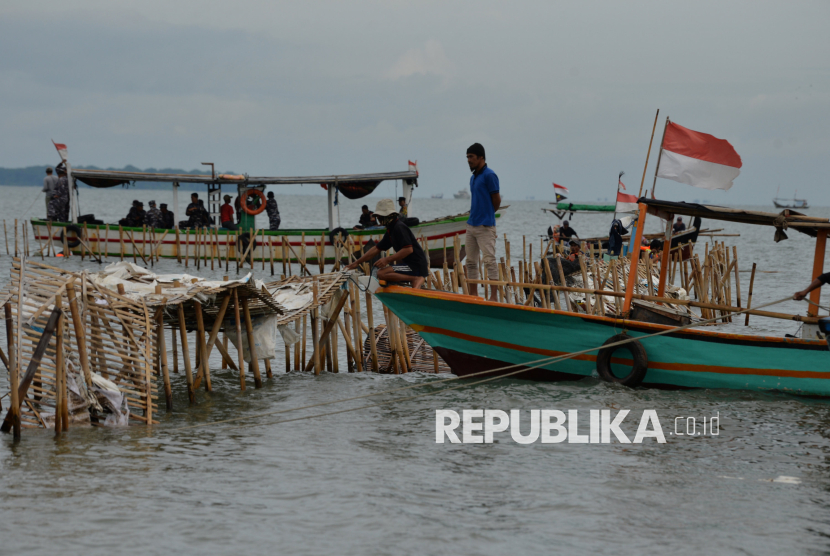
[71,168,417,200]
[641,198,830,238]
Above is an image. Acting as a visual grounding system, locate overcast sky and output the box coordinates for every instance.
[2,1,828,203]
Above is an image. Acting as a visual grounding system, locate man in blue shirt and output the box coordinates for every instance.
[465,143,501,301]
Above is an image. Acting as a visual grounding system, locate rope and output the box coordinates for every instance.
[165,294,797,433]
[804,298,830,312]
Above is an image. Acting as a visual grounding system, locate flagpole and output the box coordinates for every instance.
[650,116,670,199]
[637,109,660,199]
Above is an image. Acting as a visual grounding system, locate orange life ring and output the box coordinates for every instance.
[241,189,267,215]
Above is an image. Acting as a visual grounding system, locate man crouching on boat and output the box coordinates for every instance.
[346,199,429,289]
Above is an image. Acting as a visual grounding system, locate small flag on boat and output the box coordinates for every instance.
[52,140,67,161]
[553,183,568,202]
[408,160,419,176]
[616,190,639,214]
[656,121,742,191]
[618,171,626,190]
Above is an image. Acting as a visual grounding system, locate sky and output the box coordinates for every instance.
[1,0,829,203]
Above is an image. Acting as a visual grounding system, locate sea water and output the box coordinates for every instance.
[1,184,829,555]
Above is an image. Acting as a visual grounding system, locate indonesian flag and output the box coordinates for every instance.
[52,140,67,161]
[408,160,419,176]
[656,122,742,190]
[616,190,639,214]
[553,183,569,194]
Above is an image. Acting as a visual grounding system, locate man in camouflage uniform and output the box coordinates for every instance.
[145,200,162,229]
[47,164,70,222]
[265,191,281,230]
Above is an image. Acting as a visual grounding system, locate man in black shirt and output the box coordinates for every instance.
[346,199,429,288]
[673,217,686,234]
[159,204,175,229]
[355,205,377,229]
[560,220,578,240]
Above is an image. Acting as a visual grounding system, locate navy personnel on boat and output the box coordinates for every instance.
[43,167,58,215]
[47,163,70,222]
[182,193,209,228]
[794,272,830,301]
[345,198,429,289]
[145,200,162,229]
[119,200,145,227]
[159,203,175,229]
[265,191,281,230]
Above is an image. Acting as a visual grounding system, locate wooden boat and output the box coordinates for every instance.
[773,187,809,209]
[376,199,830,396]
[32,164,506,268]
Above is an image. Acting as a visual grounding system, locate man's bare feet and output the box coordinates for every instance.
[412,276,425,289]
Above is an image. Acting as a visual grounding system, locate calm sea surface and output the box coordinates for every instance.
[1,184,830,555]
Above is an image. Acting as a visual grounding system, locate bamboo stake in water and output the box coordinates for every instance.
[312,278,321,375]
[744,262,757,326]
[365,289,379,372]
[14,219,18,257]
[3,220,8,255]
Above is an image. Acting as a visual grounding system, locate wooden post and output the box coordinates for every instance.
[65,282,92,387]
[555,256,573,312]
[119,225,125,261]
[745,262,757,326]
[14,219,18,257]
[3,220,8,255]
[269,235,275,275]
[241,296,263,387]
[193,301,211,391]
[233,289,246,389]
[176,305,195,403]
[657,218,673,297]
[55,306,65,434]
[808,229,828,317]
[294,317,301,371]
[623,203,648,314]
[312,278,321,375]
[733,246,742,308]
[5,302,20,439]
[351,281,362,371]
[175,227,181,263]
[172,320,179,374]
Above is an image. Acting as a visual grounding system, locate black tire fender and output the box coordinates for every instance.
[61,224,83,248]
[596,333,648,387]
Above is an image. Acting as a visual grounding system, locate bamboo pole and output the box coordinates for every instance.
[54,306,65,434]
[365,290,379,372]
[14,219,18,257]
[312,278,321,375]
[176,305,195,403]
[65,282,91,387]
[156,307,172,411]
[5,302,19,438]
[293,317,300,371]
[193,301,211,392]
[555,256,573,312]
[3,220,8,255]
[745,262,757,326]
[233,289,246,389]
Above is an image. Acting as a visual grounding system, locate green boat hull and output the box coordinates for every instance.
[376,287,830,396]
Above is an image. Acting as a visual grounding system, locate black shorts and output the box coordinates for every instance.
[391,264,424,277]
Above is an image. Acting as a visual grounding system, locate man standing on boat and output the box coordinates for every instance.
[465,143,501,301]
[265,191,281,230]
[220,195,237,230]
[673,217,686,233]
[47,163,70,222]
[398,197,408,217]
[345,199,429,288]
[43,167,58,216]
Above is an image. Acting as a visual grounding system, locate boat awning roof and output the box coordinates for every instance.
[641,198,830,238]
[71,168,418,188]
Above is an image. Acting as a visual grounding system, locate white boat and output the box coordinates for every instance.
[431,193,444,199]
[453,189,470,200]
[32,163,507,268]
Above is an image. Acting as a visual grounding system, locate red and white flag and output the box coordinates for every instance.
[656,122,742,190]
[408,160,418,176]
[616,190,639,214]
[553,183,569,194]
[52,140,68,161]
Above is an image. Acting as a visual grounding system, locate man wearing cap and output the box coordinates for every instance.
[465,143,501,301]
[47,164,70,222]
[346,199,429,288]
[43,167,58,215]
[220,195,237,230]
[145,200,162,229]
[160,203,175,229]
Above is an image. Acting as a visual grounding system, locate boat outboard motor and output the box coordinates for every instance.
[819,317,830,350]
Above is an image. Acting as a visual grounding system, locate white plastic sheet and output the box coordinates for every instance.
[225,314,279,362]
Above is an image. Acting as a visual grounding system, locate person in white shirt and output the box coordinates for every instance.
[42,167,58,215]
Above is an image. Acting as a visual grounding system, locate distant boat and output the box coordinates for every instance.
[773,187,809,209]
[431,193,444,199]
[453,189,470,200]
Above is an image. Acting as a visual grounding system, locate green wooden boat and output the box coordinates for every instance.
[376,199,830,396]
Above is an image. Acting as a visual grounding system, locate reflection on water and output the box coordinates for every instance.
[1,186,830,554]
